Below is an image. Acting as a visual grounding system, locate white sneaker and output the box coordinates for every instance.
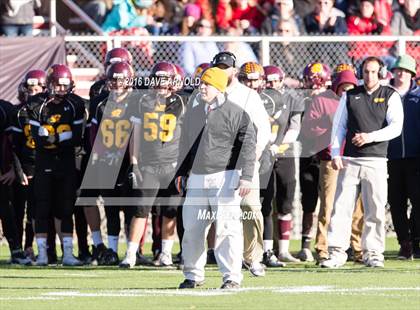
[278,252,300,263]
[154,252,173,267]
[249,261,266,277]
[320,256,345,268]
[365,258,384,268]
[119,251,136,268]
[62,255,83,266]
[297,248,315,262]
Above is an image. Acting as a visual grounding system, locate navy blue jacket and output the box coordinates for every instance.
[388,81,420,159]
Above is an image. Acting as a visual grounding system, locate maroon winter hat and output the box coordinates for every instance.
[332,70,358,94]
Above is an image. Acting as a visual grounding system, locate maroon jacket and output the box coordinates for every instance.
[301,89,342,160]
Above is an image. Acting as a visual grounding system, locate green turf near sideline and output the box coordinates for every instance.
[0,238,419,310]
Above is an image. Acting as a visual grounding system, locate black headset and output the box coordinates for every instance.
[212,51,237,68]
[359,56,388,80]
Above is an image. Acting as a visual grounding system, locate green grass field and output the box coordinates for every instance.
[0,238,419,309]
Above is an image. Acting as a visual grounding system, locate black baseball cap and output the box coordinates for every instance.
[212,51,236,68]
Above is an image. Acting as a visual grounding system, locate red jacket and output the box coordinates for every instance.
[347,15,383,35]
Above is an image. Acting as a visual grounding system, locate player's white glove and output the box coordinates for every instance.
[269,144,278,156]
[38,126,49,137]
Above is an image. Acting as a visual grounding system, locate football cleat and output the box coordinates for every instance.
[78,251,92,265]
[101,249,119,266]
[397,241,413,260]
[179,279,205,289]
[220,280,240,290]
[11,250,32,266]
[278,252,300,263]
[297,248,315,262]
[91,243,107,266]
[119,251,136,269]
[136,252,153,266]
[153,252,173,267]
[62,255,83,266]
[24,247,36,262]
[262,250,286,267]
[36,246,48,266]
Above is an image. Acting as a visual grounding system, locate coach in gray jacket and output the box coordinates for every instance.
[177,67,256,289]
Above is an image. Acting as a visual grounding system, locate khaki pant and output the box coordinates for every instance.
[242,162,264,264]
[315,160,364,259]
[328,159,387,263]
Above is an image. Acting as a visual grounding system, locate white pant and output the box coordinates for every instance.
[182,170,243,284]
[328,159,387,263]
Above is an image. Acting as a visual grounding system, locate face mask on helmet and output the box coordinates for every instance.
[18,69,47,102]
[106,62,134,94]
[302,63,331,89]
[263,65,285,90]
[46,65,74,97]
[239,62,264,92]
[150,62,176,96]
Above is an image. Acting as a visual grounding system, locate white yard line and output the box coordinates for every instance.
[40,286,420,298]
[2,286,420,301]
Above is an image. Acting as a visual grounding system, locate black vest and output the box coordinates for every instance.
[344,85,395,158]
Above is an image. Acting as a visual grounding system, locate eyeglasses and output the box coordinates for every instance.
[199,24,211,29]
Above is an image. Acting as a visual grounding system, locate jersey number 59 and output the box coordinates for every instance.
[143,113,176,142]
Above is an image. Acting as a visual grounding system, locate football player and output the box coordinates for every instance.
[243,63,304,264]
[120,62,186,268]
[28,64,86,266]
[297,62,332,262]
[89,47,133,102]
[10,70,54,262]
[0,99,32,265]
[87,61,139,265]
[237,61,273,274]
[80,47,133,265]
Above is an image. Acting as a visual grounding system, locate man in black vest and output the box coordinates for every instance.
[321,56,404,268]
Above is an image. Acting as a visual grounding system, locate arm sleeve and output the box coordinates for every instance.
[250,92,271,156]
[330,93,348,158]
[57,99,85,148]
[28,101,51,149]
[368,92,404,142]
[237,111,257,181]
[282,113,301,144]
[176,106,193,177]
[9,108,24,159]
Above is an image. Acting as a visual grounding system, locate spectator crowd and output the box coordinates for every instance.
[0,0,419,37]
